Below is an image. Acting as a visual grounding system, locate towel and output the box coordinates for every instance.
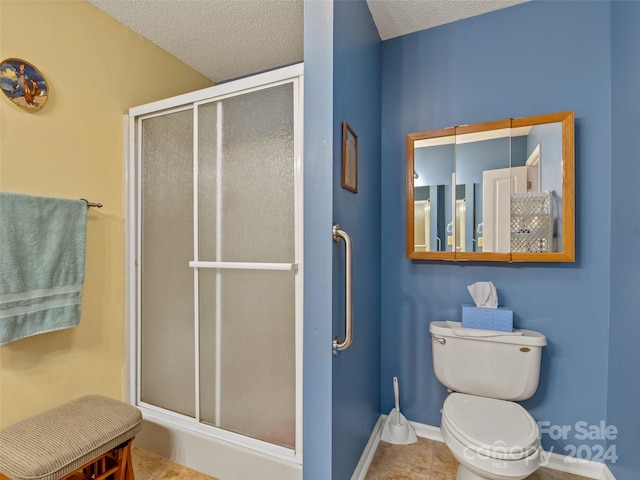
[0,192,87,345]
[446,321,523,337]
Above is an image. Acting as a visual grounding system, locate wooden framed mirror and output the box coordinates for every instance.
[406,111,574,262]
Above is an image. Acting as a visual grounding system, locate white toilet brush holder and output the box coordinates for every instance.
[381,377,418,445]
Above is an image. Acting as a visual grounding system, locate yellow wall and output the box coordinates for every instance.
[0,0,213,428]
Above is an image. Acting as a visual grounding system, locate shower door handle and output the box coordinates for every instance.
[332,224,353,356]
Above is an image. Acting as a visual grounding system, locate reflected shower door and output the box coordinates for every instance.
[138,80,300,453]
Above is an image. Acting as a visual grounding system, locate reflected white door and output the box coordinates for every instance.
[455,199,466,252]
[482,166,527,252]
[414,200,430,251]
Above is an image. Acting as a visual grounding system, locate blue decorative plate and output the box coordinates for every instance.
[0,58,49,110]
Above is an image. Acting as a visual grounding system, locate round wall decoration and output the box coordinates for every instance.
[0,58,49,111]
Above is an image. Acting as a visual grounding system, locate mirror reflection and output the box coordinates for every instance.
[455,123,511,253]
[413,133,454,252]
[407,112,574,262]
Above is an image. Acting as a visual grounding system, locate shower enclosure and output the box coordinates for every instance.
[126,65,303,478]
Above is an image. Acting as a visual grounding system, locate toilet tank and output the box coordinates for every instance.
[429,321,547,401]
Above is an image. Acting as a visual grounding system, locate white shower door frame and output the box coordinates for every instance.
[125,64,304,470]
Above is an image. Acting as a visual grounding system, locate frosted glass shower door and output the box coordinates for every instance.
[196,84,296,448]
[134,72,302,459]
[140,108,196,418]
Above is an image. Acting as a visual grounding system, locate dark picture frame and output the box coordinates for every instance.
[341,121,358,193]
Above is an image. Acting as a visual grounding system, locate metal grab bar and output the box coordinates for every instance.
[332,223,353,356]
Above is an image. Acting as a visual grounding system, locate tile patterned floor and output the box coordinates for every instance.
[132,447,219,480]
[365,437,595,480]
[132,439,595,480]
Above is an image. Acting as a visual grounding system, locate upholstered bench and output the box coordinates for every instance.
[0,395,142,480]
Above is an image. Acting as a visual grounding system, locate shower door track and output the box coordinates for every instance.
[136,400,297,461]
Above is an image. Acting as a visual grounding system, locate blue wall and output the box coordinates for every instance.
[304,1,638,478]
[303,2,334,478]
[608,2,640,479]
[456,138,510,185]
[381,0,614,460]
[332,1,382,478]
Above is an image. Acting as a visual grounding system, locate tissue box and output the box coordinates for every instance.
[461,305,514,332]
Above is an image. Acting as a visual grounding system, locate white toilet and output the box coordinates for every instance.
[429,321,547,480]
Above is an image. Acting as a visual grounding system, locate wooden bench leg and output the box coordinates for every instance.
[68,438,135,480]
[118,439,135,480]
[125,444,135,480]
[1,439,135,480]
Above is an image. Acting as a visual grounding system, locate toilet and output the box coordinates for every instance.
[429,321,547,480]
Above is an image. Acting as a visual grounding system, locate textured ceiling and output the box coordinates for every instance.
[88,0,529,83]
[88,0,304,84]
[367,0,529,40]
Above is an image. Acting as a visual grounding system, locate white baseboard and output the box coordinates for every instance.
[350,416,385,480]
[541,451,617,480]
[352,416,616,480]
[408,419,443,442]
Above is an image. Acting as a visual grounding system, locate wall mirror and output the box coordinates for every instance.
[406,111,574,262]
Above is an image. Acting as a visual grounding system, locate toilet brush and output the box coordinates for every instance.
[381,377,418,445]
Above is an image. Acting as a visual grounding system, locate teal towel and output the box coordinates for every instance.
[0,192,87,345]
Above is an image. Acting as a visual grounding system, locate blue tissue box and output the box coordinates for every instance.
[461,305,514,332]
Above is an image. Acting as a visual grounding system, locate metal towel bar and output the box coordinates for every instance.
[80,199,103,208]
[188,261,297,271]
[332,223,353,356]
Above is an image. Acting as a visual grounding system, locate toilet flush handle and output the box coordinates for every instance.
[432,335,446,345]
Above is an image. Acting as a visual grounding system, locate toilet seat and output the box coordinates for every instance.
[442,393,539,461]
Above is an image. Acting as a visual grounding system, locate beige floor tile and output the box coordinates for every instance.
[131,448,219,480]
[430,441,459,477]
[375,438,435,468]
[132,447,172,480]
[368,438,594,480]
[365,457,432,480]
[133,438,592,480]
[150,467,184,480]
[152,465,220,480]
[428,471,457,480]
[525,467,593,480]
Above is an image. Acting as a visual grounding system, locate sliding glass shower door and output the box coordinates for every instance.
[130,67,303,460]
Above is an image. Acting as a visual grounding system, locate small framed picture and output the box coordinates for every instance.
[342,121,358,193]
[0,58,49,111]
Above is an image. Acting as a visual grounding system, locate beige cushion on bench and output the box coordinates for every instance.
[0,395,142,480]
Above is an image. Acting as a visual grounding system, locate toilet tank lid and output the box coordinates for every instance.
[429,321,547,347]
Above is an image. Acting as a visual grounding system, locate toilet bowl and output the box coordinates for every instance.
[440,393,540,480]
[429,321,547,480]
